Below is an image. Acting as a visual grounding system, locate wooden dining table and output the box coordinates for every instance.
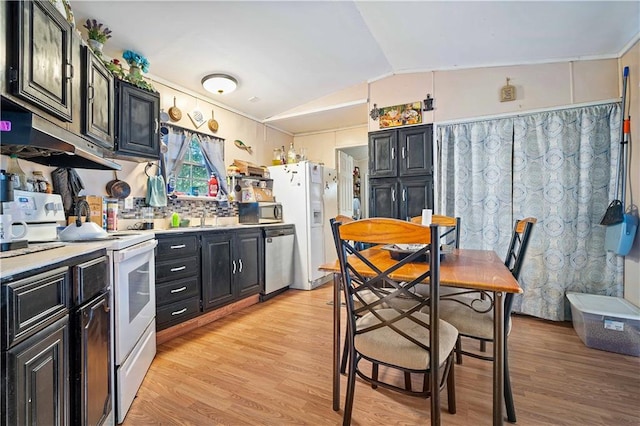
[319,247,522,426]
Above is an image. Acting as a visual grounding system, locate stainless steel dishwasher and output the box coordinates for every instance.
[262,225,295,300]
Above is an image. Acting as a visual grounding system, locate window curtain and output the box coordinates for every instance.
[438,117,515,258]
[162,126,190,181]
[512,104,623,320]
[437,103,623,321]
[198,134,228,195]
[161,124,228,195]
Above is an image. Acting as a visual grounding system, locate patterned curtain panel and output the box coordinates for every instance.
[512,103,623,321]
[438,118,514,258]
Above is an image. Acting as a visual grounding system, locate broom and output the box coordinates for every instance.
[600,67,629,226]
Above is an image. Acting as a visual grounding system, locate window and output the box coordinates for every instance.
[176,135,209,195]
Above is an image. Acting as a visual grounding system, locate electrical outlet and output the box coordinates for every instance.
[124,197,134,210]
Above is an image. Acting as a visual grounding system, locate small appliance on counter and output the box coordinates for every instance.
[10,190,67,242]
[238,202,283,224]
[0,173,28,251]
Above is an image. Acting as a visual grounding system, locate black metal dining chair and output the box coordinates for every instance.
[331,217,458,426]
[433,217,536,423]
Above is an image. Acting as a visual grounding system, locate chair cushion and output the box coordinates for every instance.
[354,309,458,370]
[431,297,513,340]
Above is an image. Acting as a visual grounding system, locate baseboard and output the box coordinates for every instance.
[156,294,260,345]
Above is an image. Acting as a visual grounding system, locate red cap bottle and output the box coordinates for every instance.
[208,173,218,197]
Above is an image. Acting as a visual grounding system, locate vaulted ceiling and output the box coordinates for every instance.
[70,1,639,134]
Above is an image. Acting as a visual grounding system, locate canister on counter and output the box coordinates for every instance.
[107,199,118,231]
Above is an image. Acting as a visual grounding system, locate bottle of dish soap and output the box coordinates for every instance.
[171,212,180,228]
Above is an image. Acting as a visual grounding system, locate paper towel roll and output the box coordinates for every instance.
[421,209,432,225]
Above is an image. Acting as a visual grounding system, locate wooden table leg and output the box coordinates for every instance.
[493,291,504,426]
[333,273,340,411]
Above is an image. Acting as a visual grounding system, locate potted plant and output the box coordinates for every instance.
[83,19,112,54]
[122,50,154,91]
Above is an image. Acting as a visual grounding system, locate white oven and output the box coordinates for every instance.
[108,234,157,424]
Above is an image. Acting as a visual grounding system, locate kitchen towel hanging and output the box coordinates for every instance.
[52,167,85,215]
[145,162,167,207]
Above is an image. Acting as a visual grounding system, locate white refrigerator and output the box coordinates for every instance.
[268,161,336,290]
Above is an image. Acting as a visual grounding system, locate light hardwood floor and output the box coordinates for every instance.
[123,284,640,425]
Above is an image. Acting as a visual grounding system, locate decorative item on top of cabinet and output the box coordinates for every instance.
[8,0,73,121]
[113,79,160,160]
[82,46,115,150]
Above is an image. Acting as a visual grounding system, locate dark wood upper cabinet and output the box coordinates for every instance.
[82,46,114,150]
[368,124,434,219]
[368,130,397,178]
[369,124,433,178]
[114,80,160,160]
[9,0,73,121]
[398,126,432,176]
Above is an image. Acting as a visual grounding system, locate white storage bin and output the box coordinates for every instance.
[566,292,640,357]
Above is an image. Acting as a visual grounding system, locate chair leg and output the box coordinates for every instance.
[504,342,516,423]
[343,347,357,426]
[371,363,379,389]
[455,337,463,365]
[340,333,349,374]
[447,355,456,414]
[404,372,412,392]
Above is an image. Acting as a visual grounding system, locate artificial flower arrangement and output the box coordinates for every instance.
[83,19,112,43]
[120,50,154,91]
[104,58,126,80]
[122,50,150,73]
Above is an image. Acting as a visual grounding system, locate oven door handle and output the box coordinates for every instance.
[113,239,158,263]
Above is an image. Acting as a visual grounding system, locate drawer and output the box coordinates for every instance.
[2,267,70,349]
[156,297,200,330]
[156,276,199,306]
[156,235,199,259]
[156,256,199,282]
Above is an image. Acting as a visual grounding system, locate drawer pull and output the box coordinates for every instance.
[171,308,187,316]
[170,244,186,249]
[170,266,186,272]
[170,286,187,293]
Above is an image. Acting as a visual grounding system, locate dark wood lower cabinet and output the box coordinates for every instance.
[6,316,70,426]
[201,229,262,311]
[369,176,433,220]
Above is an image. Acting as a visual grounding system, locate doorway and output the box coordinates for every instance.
[336,145,368,219]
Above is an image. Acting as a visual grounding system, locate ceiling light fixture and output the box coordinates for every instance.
[201,74,238,95]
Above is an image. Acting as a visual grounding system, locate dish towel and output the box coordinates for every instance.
[146,175,167,207]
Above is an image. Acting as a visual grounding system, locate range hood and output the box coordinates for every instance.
[0,109,122,171]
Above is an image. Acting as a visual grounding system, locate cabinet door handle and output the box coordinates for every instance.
[170,266,186,272]
[66,62,74,80]
[238,259,243,273]
[170,286,187,293]
[402,146,406,159]
[392,189,395,202]
[155,118,159,134]
[402,189,406,201]
[232,260,236,274]
[171,308,187,316]
[170,244,186,249]
[87,85,95,101]
[391,147,395,160]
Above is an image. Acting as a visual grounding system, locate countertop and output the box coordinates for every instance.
[0,223,293,279]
